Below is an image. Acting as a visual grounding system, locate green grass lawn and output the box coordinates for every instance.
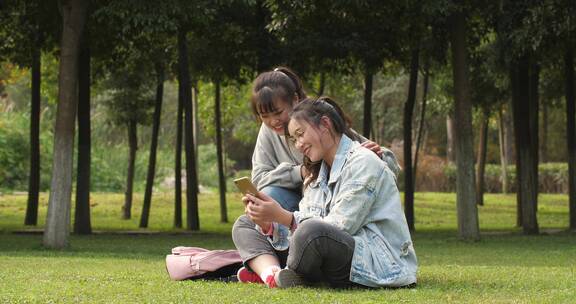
[0,192,574,303]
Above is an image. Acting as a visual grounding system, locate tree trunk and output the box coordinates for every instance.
[529,57,540,232]
[174,81,183,228]
[413,67,429,187]
[564,47,576,231]
[192,84,200,193]
[476,110,489,206]
[318,72,326,96]
[511,74,523,227]
[178,28,199,230]
[363,68,373,138]
[25,39,41,226]
[446,115,456,163]
[123,120,137,220]
[498,107,509,194]
[214,80,228,223]
[403,49,419,232]
[540,101,548,163]
[503,103,515,164]
[510,55,539,234]
[529,59,540,219]
[140,63,164,228]
[43,0,88,249]
[74,37,91,234]
[449,10,480,241]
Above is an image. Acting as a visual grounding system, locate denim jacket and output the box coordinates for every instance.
[256,127,403,252]
[291,134,418,287]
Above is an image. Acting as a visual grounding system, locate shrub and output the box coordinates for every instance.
[442,162,568,193]
[0,112,29,190]
[196,144,236,189]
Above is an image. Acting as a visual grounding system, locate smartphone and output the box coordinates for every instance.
[233,177,259,196]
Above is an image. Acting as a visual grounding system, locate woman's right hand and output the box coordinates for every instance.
[242,193,272,230]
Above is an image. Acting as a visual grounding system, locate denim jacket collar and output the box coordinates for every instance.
[311,134,353,188]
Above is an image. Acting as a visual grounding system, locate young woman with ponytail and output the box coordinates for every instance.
[234,67,400,286]
[233,97,416,289]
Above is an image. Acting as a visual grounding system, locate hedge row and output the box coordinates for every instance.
[398,161,569,193]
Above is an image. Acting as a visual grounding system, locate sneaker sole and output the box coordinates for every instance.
[275,269,306,288]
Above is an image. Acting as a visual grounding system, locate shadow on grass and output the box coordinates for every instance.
[0,231,236,260]
[1,229,574,268]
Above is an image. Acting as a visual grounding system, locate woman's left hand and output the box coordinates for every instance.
[245,193,283,224]
[361,140,383,158]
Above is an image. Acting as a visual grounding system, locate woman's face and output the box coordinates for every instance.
[259,98,296,135]
[287,118,327,162]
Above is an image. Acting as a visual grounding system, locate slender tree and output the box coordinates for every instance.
[0,1,58,226]
[509,55,539,233]
[475,109,489,206]
[413,67,430,184]
[43,0,88,248]
[565,48,576,230]
[363,67,374,138]
[74,33,91,234]
[214,79,228,223]
[25,34,41,226]
[449,7,480,241]
[142,62,165,226]
[177,28,199,230]
[498,106,510,193]
[174,82,183,228]
[124,118,138,219]
[403,48,420,231]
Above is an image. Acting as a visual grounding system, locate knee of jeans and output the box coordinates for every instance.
[292,219,328,245]
[232,215,252,238]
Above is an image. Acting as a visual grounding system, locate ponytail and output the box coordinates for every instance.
[288,96,355,187]
[251,66,307,117]
[273,67,306,100]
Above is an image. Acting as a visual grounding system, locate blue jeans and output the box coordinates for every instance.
[260,186,302,212]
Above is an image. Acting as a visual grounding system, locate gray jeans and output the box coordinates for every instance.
[232,215,356,288]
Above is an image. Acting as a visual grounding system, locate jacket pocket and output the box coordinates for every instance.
[369,233,402,281]
[352,233,402,285]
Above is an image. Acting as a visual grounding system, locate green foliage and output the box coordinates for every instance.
[196,144,237,190]
[0,112,29,189]
[39,53,59,105]
[0,0,59,68]
[0,111,53,191]
[103,61,156,127]
[1,63,30,111]
[197,81,258,144]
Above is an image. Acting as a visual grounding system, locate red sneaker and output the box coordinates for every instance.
[237,267,264,284]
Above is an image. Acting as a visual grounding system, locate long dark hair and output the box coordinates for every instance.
[251,66,307,117]
[288,96,358,187]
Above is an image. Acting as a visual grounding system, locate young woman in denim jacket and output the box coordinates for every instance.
[239,68,400,284]
[233,97,417,288]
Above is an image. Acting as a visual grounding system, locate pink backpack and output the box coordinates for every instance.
[165,246,243,281]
